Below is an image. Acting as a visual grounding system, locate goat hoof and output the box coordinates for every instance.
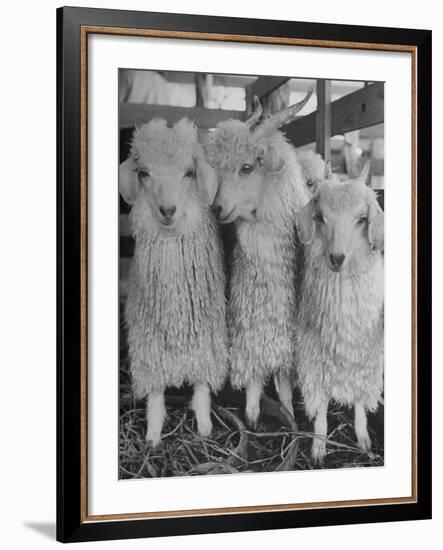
[145,433,162,449]
[311,439,326,466]
[247,418,258,430]
[197,418,213,438]
[357,434,372,453]
[246,406,260,430]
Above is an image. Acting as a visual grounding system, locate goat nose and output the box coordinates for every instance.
[329,253,346,269]
[212,204,222,220]
[159,205,176,219]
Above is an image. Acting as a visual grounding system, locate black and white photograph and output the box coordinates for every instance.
[118,69,385,479]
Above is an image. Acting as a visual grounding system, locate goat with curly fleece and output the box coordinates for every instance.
[206,91,312,426]
[119,118,228,447]
[296,149,327,193]
[296,163,384,464]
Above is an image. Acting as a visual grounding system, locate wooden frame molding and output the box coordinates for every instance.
[80,24,417,523]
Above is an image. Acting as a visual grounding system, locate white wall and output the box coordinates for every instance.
[0,1,438,548]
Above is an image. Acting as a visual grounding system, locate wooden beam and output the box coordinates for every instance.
[315,80,332,162]
[248,76,290,101]
[284,82,384,148]
[286,79,365,96]
[161,71,256,88]
[332,81,384,136]
[213,75,256,88]
[284,112,316,147]
[119,104,244,129]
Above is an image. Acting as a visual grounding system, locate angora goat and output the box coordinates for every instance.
[296,162,384,464]
[296,150,327,193]
[119,118,228,447]
[205,90,312,427]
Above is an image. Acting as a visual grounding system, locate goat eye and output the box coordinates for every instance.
[357,215,368,225]
[306,178,314,188]
[314,212,325,224]
[240,163,254,174]
[138,169,149,179]
[184,168,196,178]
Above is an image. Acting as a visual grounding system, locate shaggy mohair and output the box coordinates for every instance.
[124,121,228,397]
[297,180,384,418]
[207,125,311,388]
[131,118,197,169]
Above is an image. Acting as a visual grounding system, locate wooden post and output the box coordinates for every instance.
[245,85,254,117]
[195,73,205,108]
[315,79,332,162]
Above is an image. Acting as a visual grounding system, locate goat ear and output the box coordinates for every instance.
[119,157,139,205]
[359,161,371,185]
[194,147,218,205]
[297,199,316,244]
[368,199,384,251]
[262,145,285,174]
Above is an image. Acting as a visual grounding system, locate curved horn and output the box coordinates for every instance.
[324,160,333,179]
[254,87,313,138]
[359,160,371,185]
[246,95,263,128]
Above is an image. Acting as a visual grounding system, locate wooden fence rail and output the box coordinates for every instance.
[120,81,383,152]
[285,81,384,148]
[120,104,245,129]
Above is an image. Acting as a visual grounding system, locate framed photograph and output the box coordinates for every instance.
[57,6,432,543]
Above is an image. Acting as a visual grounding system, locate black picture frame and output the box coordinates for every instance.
[57,5,432,543]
